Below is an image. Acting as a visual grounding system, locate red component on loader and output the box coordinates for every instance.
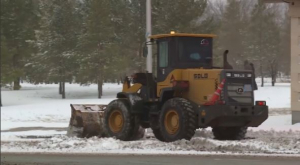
[204,79,226,105]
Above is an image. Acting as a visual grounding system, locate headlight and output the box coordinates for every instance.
[226,73,232,77]
[247,74,252,78]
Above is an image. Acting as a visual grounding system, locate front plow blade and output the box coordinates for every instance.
[67,104,107,138]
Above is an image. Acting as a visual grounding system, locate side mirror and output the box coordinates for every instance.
[143,45,148,57]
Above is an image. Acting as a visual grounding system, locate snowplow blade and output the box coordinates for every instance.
[67,104,108,138]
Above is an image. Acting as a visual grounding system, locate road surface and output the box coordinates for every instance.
[1,153,300,165]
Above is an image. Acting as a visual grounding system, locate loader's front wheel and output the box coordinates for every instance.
[150,115,165,141]
[104,99,135,141]
[212,127,247,140]
[159,98,197,142]
[108,110,124,133]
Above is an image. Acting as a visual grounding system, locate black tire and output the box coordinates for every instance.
[212,127,247,140]
[159,98,197,142]
[104,99,135,141]
[129,116,145,140]
[130,126,145,140]
[150,115,165,141]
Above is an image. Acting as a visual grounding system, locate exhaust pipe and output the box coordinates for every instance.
[223,50,233,69]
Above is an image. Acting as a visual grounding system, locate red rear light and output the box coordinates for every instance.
[256,101,266,106]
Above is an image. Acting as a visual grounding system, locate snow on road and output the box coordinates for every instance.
[1,82,299,155]
[1,129,299,155]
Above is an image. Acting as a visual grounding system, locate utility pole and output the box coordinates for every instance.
[0,84,2,107]
[146,0,152,73]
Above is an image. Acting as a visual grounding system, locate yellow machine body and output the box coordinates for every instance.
[156,69,222,105]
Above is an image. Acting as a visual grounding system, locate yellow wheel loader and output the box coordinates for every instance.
[68,32,268,142]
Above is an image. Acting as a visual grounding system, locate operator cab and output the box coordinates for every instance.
[149,32,216,82]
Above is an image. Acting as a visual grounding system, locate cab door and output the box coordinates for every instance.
[156,39,177,97]
[157,40,170,82]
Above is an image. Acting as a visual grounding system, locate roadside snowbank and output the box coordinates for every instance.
[1,129,299,155]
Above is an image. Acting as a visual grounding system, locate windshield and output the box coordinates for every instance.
[178,37,212,64]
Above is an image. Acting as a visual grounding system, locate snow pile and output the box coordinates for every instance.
[1,129,300,154]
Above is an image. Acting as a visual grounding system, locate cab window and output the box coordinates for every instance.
[178,37,212,63]
[159,41,168,67]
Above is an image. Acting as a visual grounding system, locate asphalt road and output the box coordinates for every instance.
[1,153,300,165]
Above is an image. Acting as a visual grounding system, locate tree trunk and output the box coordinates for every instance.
[120,76,124,84]
[271,63,277,87]
[0,84,2,107]
[98,81,101,99]
[271,72,276,87]
[98,79,103,99]
[100,82,103,96]
[260,63,264,87]
[13,78,21,90]
[12,52,21,90]
[59,82,62,94]
[62,82,65,99]
[271,67,275,86]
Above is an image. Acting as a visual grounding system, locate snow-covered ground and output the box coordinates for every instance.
[1,129,300,155]
[1,83,120,130]
[1,82,299,155]
[255,83,291,109]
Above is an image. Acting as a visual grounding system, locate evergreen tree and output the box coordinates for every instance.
[246,0,281,86]
[152,0,208,34]
[0,35,13,86]
[0,34,11,106]
[124,0,147,71]
[0,0,40,90]
[217,0,249,68]
[28,0,83,98]
[278,9,291,76]
[76,0,120,98]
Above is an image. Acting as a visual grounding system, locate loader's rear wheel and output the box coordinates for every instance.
[212,127,247,140]
[104,99,135,141]
[159,98,197,142]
